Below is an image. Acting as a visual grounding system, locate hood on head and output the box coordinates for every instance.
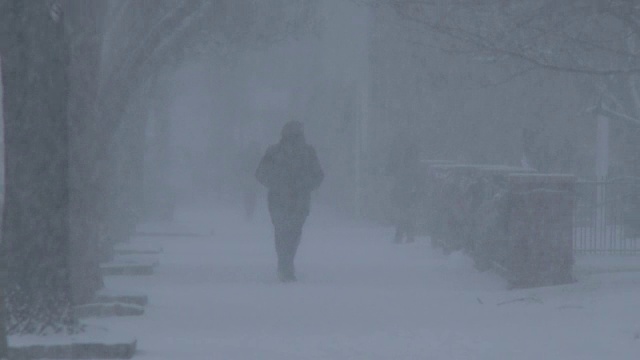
[281,120,305,142]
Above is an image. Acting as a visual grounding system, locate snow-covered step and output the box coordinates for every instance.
[94,293,148,307]
[75,303,144,318]
[100,259,157,276]
[114,242,163,255]
[135,221,212,238]
[9,327,136,359]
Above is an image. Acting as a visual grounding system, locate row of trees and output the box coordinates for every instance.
[361,2,587,180]
[0,0,317,354]
[382,0,640,176]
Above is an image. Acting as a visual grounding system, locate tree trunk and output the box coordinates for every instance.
[107,81,163,246]
[0,0,75,334]
[119,96,151,232]
[0,46,10,360]
[144,81,174,221]
[66,0,107,305]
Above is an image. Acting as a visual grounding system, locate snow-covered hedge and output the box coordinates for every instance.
[424,163,575,288]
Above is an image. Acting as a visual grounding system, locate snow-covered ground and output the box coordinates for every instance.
[94,200,640,359]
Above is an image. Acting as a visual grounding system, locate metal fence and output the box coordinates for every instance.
[574,178,640,254]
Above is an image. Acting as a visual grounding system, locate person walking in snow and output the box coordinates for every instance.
[387,141,422,244]
[255,121,324,282]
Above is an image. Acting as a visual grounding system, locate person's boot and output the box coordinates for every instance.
[277,264,296,282]
[280,261,297,282]
[278,270,296,282]
[277,259,288,282]
[285,272,297,282]
[277,268,288,282]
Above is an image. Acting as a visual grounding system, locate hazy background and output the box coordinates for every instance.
[160,0,596,221]
[2,1,640,355]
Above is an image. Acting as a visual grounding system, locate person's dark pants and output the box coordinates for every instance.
[267,191,310,281]
[273,214,306,280]
[274,216,304,280]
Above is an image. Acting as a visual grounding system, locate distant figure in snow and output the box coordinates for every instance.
[239,141,261,221]
[387,141,421,244]
[255,121,324,282]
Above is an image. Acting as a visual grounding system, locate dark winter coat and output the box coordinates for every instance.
[255,134,323,219]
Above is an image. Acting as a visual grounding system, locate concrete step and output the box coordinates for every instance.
[100,259,157,276]
[10,328,136,359]
[75,303,144,318]
[114,243,163,255]
[94,293,148,307]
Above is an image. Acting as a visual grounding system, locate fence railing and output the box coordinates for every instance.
[371,161,640,287]
[574,178,640,255]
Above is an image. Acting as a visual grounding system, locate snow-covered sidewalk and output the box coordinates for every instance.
[95,201,640,359]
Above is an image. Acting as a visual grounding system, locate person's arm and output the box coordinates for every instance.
[255,147,274,189]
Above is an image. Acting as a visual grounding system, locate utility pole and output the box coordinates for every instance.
[595,100,610,181]
[595,100,610,235]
